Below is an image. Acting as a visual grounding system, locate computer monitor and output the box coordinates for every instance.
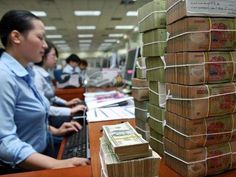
[123,47,140,85]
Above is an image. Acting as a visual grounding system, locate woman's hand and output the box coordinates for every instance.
[66,98,82,106]
[53,157,90,169]
[50,121,82,136]
[70,104,87,115]
[20,153,90,170]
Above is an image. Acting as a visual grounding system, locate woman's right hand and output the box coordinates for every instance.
[53,157,90,169]
[70,104,86,115]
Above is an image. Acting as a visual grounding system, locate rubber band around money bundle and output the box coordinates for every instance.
[138,10,167,24]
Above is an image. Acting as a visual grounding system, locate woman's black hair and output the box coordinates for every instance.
[0,48,5,56]
[0,10,40,47]
[80,59,88,67]
[65,54,81,64]
[35,40,58,66]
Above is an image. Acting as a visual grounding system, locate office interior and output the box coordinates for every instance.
[0,0,236,177]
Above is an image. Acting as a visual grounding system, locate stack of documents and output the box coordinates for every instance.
[85,91,135,122]
[86,106,134,122]
[84,91,133,110]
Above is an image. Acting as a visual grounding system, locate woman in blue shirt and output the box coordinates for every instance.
[33,40,86,125]
[62,54,81,74]
[0,10,89,170]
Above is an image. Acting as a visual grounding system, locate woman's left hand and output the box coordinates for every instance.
[66,98,82,106]
[53,121,82,136]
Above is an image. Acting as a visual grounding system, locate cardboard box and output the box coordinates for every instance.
[166,82,236,119]
[165,51,236,85]
[166,0,236,25]
[164,139,236,177]
[138,0,166,32]
[167,17,236,52]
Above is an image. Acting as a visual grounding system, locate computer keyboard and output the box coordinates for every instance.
[62,125,88,159]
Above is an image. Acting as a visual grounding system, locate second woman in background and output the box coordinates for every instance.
[33,41,86,127]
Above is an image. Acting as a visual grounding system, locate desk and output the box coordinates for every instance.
[0,166,92,177]
[55,87,85,101]
[2,125,236,176]
[2,85,236,176]
[86,87,117,93]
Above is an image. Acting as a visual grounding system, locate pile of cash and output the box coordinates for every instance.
[100,137,161,177]
[166,82,236,119]
[167,17,236,52]
[166,0,236,25]
[102,122,150,161]
[100,122,161,177]
[132,78,149,101]
[164,138,236,176]
[165,52,236,85]
[138,0,166,33]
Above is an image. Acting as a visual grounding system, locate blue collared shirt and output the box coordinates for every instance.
[33,65,70,116]
[0,52,49,166]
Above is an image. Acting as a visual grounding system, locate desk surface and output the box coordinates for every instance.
[55,87,85,101]
[2,121,236,177]
[0,165,92,177]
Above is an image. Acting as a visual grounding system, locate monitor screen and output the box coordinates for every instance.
[123,48,140,85]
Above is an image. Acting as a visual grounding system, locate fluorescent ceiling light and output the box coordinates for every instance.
[79,44,90,47]
[31,11,47,17]
[115,25,134,29]
[108,34,123,38]
[45,26,56,30]
[79,40,92,43]
[126,11,138,16]
[100,43,112,46]
[77,26,96,30]
[57,44,69,47]
[80,47,90,50]
[78,34,94,38]
[74,10,101,16]
[60,47,71,51]
[52,40,66,44]
[46,35,62,38]
[104,39,117,43]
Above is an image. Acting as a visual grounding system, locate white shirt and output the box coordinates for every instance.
[62,64,78,74]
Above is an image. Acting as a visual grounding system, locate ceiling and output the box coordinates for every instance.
[0,0,152,56]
